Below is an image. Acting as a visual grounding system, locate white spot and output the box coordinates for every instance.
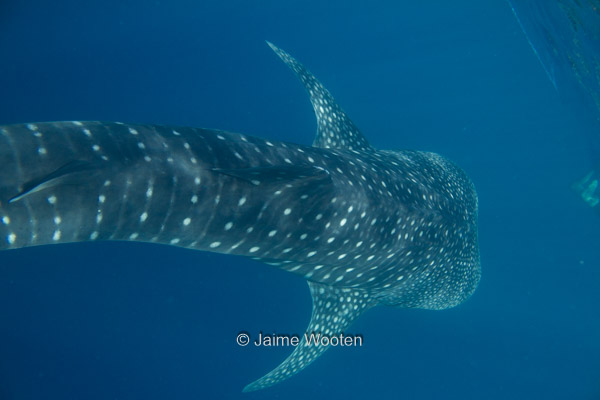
[217,134,225,140]
[129,233,139,240]
[300,233,307,240]
[27,124,38,131]
[144,156,152,162]
[140,212,148,222]
[307,251,317,257]
[327,237,335,243]
[96,213,103,223]
[225,222,233,231]
[1,216,10,225]
[315,214,323,220]
[340,218,347,227]
[73,121,83,126]
[38,147,47,155]
[129,128,138,135]
[172,130,181,136]
[52,230,61,241]
[146,187,153,198]
[92,145,100,151]
[268,230,277,237]
[90,231,99,240]
[47,196,57,204]
[249,246,260,253]
[83,129,92,137]
[99,195,106,203]
[284,208,291,215]
[54,216,62,225]
[170,238,180,245]
[238,196,247,206]
[183,217,191,226]
[191,195,198,204]
[210,241,221,248]
[7,233,16,244]
[194,177,201,185]
[338,254,347,259]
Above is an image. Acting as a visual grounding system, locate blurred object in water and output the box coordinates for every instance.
[508,0,600,212]
[508,0,600,115]
[572,170,600,208]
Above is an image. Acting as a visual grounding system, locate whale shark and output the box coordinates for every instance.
[0,42,481,392]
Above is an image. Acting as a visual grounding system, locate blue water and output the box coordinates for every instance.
[0,1,599,399]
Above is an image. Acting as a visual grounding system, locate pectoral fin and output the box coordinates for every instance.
[243,282,376,392]
[267,41,373,152]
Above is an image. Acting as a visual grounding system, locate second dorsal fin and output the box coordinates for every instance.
[267,42,372,152]
[9,160,99,203]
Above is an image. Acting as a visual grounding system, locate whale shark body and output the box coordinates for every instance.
[0,42,480,391]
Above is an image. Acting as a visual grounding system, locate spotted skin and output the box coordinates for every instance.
[0,43,480,392]
[266,42,371,152]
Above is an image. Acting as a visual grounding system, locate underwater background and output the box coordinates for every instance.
[0,0,599,399]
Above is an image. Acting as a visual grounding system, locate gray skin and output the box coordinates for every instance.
[0,43,480,392]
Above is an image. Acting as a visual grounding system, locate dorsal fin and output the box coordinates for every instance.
[243,282,376,392]
[267,42,373,152]
[9,160,98,203]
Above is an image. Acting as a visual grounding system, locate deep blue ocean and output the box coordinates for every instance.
[0,1,599,399]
